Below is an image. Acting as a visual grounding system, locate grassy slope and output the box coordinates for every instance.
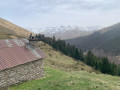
[0,19,119,90]
[0,18,33,39]
[39,42,94,72]
[8,67,120,90]
[8,42,120,90]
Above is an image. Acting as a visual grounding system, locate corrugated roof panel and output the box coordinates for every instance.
[1,40,8,48]
[8,39,18,47]
[13,39,25,46]
[26,45,42,58]
[3,48,20,67]
[36,48,47,58]
[0,39,46,71]
[0,49,13,69]
[5,39,13,47]
[0,53,10,70]
[0,43,2,49]
[0,61,3,70]
[0,56,6,70]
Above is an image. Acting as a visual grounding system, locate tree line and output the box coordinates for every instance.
[36,34,120,76]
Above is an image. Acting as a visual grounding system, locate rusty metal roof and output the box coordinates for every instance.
[0,39,46,71]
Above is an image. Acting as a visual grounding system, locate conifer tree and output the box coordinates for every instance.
[37,34,120,76]
[75,48,80,60]
[79,49,84,61]
[100,57,110,74]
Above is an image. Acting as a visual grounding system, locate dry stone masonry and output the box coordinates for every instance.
[0,59,44,88]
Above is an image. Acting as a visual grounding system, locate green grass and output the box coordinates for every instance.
[9,66,120,90]
[38,41,95,72]
[8,42,120,90]
[0,21,119,90]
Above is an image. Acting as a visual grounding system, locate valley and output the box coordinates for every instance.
[0,18,120,90]
[1,0,120,90]
[8,41,120,90]
[66,22,120,64]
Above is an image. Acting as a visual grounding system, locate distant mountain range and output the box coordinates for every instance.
[66,22,120,64]
[0,18,120,89]
[27,26,102,40]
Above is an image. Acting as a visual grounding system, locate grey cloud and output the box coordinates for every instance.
[1,0,120,29]
[21,0,120,14]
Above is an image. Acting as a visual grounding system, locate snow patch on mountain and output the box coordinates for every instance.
[27,25,102,34]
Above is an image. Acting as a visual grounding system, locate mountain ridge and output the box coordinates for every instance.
[0,18,33,39]
[0,18,119,90]
[66,22,120,52]
[9,41,120,90]
[36,26,101,40]
[66,22,120,64]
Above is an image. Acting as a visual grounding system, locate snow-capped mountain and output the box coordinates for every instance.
[42,26,102,34]
[27,25,102,34]
[27,25,102,40]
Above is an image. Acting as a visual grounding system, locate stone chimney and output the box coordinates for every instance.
[28,34,39,48]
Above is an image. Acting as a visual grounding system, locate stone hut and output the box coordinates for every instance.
[0,39,46,88]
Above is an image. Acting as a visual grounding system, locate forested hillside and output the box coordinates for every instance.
[66,22,120,55]
[37,34,120,76]
[0,18,120,90]
[9,40,120,90]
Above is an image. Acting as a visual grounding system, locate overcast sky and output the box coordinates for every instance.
[0,0,120,29]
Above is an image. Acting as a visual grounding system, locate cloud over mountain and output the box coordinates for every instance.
[0,0,120,32]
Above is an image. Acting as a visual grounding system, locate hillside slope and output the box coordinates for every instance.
[66,22,120,55]
[38,41,94,72]
[0,18,32,39]
[0,19,119,90]
[9,41,120,90]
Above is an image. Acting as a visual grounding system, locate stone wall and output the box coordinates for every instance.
[0,59,44,88]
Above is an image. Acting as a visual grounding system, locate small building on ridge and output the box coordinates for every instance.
[0,38,46,88]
